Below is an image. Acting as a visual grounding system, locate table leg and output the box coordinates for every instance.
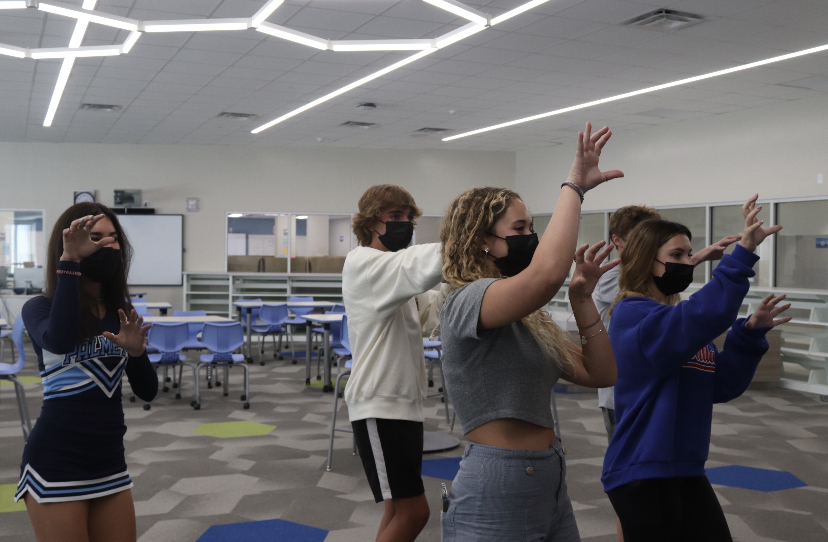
[305,325,312,385]
[245,309,253,363]
[323,323,333,392]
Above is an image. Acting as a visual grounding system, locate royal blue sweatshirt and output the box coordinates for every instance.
[601,245,771,492]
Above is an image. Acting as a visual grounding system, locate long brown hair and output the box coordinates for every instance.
[612,219,692,312]
[45,203,133,340]
[440,187,575,369]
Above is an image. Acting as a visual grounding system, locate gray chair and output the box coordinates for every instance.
[327,315,356,471]
[0,317,32,441]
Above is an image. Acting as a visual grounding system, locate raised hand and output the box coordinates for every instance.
[569,241,620,299]
[746,294,792,329]
[102,309,151,357]
[690,234,742,265]
[566,122,624,193]
[61,214,116,262]
[739,195,782,252]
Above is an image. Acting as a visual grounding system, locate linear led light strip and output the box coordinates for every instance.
[444,42,828,141]
[251,0,546,133]
[252,49,436,133]
[43,0,97,128]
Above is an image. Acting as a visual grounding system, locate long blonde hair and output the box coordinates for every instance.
[440,187,575,369]
[610,218,692,314]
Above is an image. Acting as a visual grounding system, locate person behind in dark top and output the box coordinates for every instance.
[17,203,157,542]
[602,196,791,542]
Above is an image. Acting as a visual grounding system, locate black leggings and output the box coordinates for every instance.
[607,476,732,542]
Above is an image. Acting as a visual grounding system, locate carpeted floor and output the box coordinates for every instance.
[1,336,827,542]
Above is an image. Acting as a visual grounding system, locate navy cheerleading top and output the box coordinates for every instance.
[16,260,157,504]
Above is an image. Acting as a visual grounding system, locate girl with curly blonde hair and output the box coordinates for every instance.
[438,123,623,541]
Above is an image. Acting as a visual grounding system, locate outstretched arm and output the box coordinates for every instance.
[561,241,619,388]
[479,123,624,330]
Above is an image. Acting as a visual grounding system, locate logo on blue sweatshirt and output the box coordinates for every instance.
[684,345,716,373]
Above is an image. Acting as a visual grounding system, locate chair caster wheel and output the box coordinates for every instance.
[129,396,136,403]
[223,392,228,397]
[260,362,265,366]
[162,386,169,393]
[243,402,250,409]
[428,380,434,387]
[175,393,181,399]
[143,404,151,410]
[292,360,297,365]
[441,398,445,403]
[207,383,213,389]
[240,394,247,401]
[172,383,178,389]
[439,387,443,393]
[193,403,201,410]
[165,377,172,382]
[216,382,222,387]
[190,400,196,407]
[316,376,321,381]
[278,356,284,360]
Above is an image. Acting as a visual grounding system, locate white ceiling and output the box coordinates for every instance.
[0,0,827,150]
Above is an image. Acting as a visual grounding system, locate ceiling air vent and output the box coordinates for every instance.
[79,103,122,112]
[415,127,451,133]
[340,121,376,128]
[624,9,705,32]
[218,112,258,120]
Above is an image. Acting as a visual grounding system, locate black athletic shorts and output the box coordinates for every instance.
[352,418,425,503]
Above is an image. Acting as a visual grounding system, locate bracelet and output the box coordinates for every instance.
[580,326,603,345]
[56,269,81,277]
[561,182,584,203]
[577,315,602,331]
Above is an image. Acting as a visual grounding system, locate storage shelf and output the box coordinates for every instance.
[185,272,343,318]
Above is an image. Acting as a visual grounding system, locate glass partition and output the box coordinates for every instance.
[226,213,288,273]
[0,209,45,290]
[290,214,353,273]
[656,207,707,283]
[775,200,828,290]
[711,204,771,287]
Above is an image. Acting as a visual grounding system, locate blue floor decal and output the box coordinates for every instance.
[422,457,462,481]
[196,518,328,542]
[706,465,807,492]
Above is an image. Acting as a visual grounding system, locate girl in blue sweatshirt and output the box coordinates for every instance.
[601,196,791,542]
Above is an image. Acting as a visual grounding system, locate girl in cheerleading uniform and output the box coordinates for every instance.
[17,204,157,542]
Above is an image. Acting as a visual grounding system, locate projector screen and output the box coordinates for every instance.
[118,214,183,286]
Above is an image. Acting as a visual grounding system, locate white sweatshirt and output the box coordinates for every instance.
[342,243,443,422]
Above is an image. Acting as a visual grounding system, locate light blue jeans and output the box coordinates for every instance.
[441,441,580,542]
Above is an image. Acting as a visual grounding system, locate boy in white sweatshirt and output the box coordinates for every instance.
[343,184,443,542]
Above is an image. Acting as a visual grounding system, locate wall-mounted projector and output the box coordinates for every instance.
[114,189,142,208]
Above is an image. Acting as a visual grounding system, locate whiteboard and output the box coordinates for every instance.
[118,214,183,286]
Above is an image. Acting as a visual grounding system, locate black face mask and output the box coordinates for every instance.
[653,259,694,296]
[489,232,539,277]
[80,248,122,284]
[377,221,413,252]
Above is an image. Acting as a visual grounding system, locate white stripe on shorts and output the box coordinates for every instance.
[366,418,392,500]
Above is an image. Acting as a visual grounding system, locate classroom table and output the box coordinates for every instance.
[132,301,171,315]
[303,313,343,392]
[233,300,337,362]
